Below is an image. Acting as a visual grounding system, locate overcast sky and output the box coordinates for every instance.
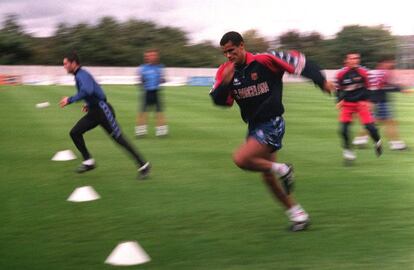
[1,0,413,44]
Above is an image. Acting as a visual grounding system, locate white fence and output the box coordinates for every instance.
[0,65,413,86]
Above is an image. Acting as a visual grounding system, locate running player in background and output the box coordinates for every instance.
[59,51,151,179]
[210,31,334,231]
[353,57,412,150]
[335,52,382,162]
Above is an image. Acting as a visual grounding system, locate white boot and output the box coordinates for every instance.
[352,135,369,147]
[343,149,356,160]
[286,205,309,223]
[286,205,310,231]
[389,140,407,150]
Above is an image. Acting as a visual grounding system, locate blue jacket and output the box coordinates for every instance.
[68,68,107,107]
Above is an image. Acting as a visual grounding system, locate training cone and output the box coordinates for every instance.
[51,150,77,161]
[67,186,100,202]
[105,241,151,266]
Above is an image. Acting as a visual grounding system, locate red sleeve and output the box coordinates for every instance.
[210,62,234,106]
[255,51,306,75]
[335,68,349,90]
[212,63,227,89]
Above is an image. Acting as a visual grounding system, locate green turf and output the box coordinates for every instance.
[1,83,414,270]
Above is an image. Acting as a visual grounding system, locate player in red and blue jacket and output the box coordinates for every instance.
[334,52,382,161]
[210,31,334,231]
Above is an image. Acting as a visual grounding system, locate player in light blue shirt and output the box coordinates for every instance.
[135,49,168,137]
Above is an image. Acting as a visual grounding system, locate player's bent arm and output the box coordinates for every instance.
[209,83,233,107]
[68,91,87,104]
[209,63,234,107]
[68,77,93,104]
[300,60,328,92]
[264,51,330,93]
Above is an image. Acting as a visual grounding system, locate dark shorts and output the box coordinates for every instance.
[374,101,392,120]
[247,117,285,152]
[141,89,163,112]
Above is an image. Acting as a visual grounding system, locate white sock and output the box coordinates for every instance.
[287,204,303,214]
[271,162,289,177]
[156,125,168,136]
[135,125,147,135]
[82,158,95,166]
[286,204,308,223]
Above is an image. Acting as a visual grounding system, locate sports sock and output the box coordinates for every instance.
[270,163,289,177]
[365,123,380,142]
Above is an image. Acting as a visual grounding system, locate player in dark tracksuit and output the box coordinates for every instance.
[210,31,334,231]
[335,52,382,162]
[59,51,150,179]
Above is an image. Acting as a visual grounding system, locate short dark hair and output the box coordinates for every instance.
[145,48,159,54]
[64,51,80,64]
[220,31,244,46]
[378,54,395,63]
[346,51,360,57]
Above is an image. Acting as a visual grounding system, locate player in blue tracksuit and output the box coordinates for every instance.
[135,49,168,137]
[59,51,150,178]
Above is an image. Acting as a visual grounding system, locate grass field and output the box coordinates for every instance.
[1,83,414,270]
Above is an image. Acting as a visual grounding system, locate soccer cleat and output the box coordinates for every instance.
[138,162,151,179]
[374,140,383,157]
[343,149,356,161]
[76,164,96,173]
[389,141,407,151]
[352,135,369,148]
[279,163,294,194]
[290,220,311,232]
[286,205,310,232]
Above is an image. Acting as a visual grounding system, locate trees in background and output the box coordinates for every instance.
[0,15,401,68]
[0,14,33,64]
[277,25,397,69]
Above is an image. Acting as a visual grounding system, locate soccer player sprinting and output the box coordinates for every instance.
[59,51,150,179]
[335,52,382,162]
[210,31,334,231]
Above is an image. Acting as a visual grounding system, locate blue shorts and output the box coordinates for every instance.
[374,101,392,120]
[247,117,285,152]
